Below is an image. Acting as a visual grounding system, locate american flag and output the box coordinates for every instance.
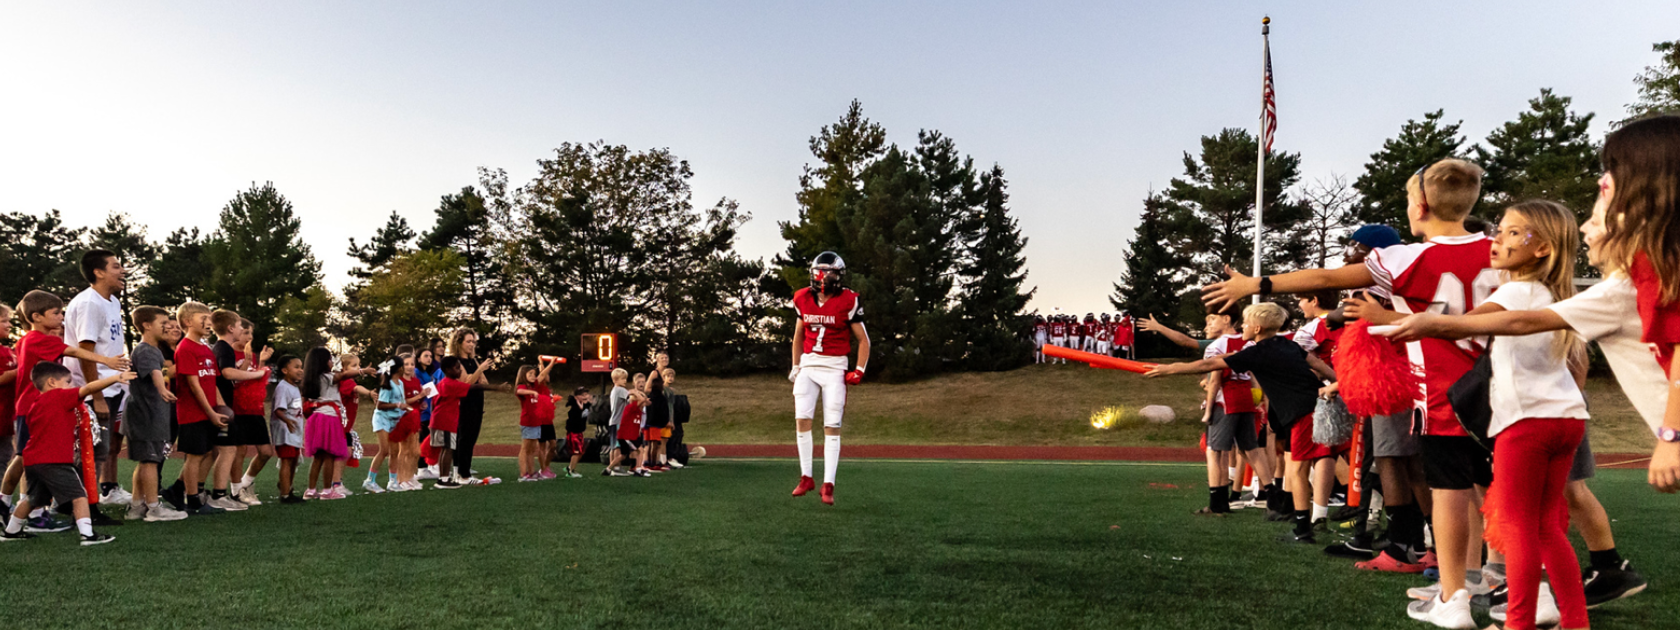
[1261,35,1276,154]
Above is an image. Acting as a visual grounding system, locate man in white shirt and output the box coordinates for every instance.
[62,249,131,509]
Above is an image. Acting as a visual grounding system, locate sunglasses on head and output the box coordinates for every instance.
[1414,163,1431,214]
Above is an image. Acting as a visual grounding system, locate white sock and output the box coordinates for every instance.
[241,474,258,488]
[29,507,45,519]
[76,517,93,537]
[796,431,813,477]
[1228,466,1238,480]
[5,516,23,534]
[146,501,161,510]
[823,434,841,485]
[1311,503,1328,521]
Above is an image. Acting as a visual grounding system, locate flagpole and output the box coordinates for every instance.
[1252,16,1270,305]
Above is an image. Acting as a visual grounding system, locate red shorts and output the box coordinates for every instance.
[390,414,421,442]
[564,432,585,455]
[276,445,300,459]
[642,427,663,442]
[1289,414,1349,462]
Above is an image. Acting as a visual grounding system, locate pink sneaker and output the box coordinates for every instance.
[320,488,347,500]
[303,488,319,500]
[539,470,557,480]
[518,474,538,483]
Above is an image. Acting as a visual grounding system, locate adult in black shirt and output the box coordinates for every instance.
[449,328,501,481]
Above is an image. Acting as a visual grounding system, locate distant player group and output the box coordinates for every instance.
[1032,312,1135,363]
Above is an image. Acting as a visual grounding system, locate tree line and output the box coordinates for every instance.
[1112,39,1680,357]
[1,101,1034,380]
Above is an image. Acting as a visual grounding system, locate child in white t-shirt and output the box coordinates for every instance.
[270,356,306,503]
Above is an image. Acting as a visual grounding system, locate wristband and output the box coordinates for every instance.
[1258,276,1273,295]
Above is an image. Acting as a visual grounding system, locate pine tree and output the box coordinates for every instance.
[1111,192,1197,355]
[1476,89,1600,214]
[0,210,87,301]
[841,147,945,378]
[1622,40,1680,125]
[420,184,516,355]
[348,211,417,280]
[957,165,1034,370]
[1353,110,1467,229]
[777,100,887,290]
[201,182,324,349]
[137,227,209,309]
[1167,128,1308,283]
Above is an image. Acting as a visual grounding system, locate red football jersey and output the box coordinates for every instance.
[174,338,220,425]
[1207,335,1256,413]
[230,351,269,416]
[1366,234,1499,436]
[1050,321,1066,337]
[13,330,68,425]
[1291,316,1342,365]
[0,345,15,437]
[1033,321,1047,335]
[1095,323,1112,342]
[792,287,863,357]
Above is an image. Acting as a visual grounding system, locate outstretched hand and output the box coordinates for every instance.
[1139,315,1172,335]
[1201,265,1258,311]
[1377,313,1449,343]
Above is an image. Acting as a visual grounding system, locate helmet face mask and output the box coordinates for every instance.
[809,251,846,296]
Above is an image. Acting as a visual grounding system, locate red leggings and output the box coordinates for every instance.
[1487,419,1589,630]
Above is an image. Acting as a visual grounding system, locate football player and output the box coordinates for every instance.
[1032,315,1048,363]
[788,252,871,505]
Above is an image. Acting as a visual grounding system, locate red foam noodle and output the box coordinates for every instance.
[1041,345,1159,374]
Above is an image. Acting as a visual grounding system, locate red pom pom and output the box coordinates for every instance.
[1332,321,1419,417]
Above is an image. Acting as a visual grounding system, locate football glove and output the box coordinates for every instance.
[788,365,802,383]
[844,369,864,385]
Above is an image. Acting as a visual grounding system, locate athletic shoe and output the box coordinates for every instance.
[303,488,319,500]
[820,483,835,505]
[1323,540,1374,560]
[1409,573,1491,601]
[1283,531,1316,544]
[125,502,148,521]
[458,476,481,485]
[481,477,502,485]
[416,466,439,481]
[194,501,226,515]
[335,485,354,497]
[565,470,583,479]
[319,488,347,500]
[1474,583,1508,610]
[519,474,539,482]
[406,481,425,491]
[362,479,386,494]
[208,495,248,511]
[1192,507,1228,518]
[1310,518,1330,537]
[1355,551,1427,573]
[0,530,37,541]
[1264,508,1292,522]
[80,533,116,546]
[1328,492,1347,507]
[99,487,132,506]
[1419,550,1439,569]
[1581,561,1646,608]
[434,478,463,489]
[280,493,305,504]
[1490,582,1559,626]
[669,460,685,469]
[1328,505,1364,522]
[791,476,816,497]
[161,487,186,512]
[605,468,630,477]
[1226,499,1246,511]
[1406,589,1476,629]
[145,503,189,522]
[540,470,558,480]
[632,469,652,478]
[88,509,123,527]
[235,485,263,506]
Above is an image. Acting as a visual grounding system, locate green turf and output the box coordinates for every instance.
[4,459,1675,629]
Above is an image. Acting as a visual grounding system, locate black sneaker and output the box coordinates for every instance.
[1324,539,1374,559]
[279,493,306,504]
[434,479,462,489]
[1264,509,1292,522]
[1283,531,1316,544]
[1584,561,1648,608]
[161,487,186,512]
[88,509,123,527]
[80,533,116,546]
[24,515,71,533]
[194,496,227,515]
[1311,518,1330,536]
[1328,505,1364,522]
[1474,583,1508,610]
[0,530,37,541]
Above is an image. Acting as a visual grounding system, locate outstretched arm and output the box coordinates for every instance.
[1203,265,1376,311]
[1144,357,1228,378]
[1382,308,1567,343]
[1139,315,1200,350]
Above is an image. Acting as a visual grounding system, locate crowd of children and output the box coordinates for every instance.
[1031,312,1136,363]
[1142,115,1680,630]
[0,270,696,545]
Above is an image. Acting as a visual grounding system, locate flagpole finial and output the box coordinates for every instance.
[1262,16,1270,25]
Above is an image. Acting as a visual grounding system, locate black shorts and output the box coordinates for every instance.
[539,424,557,442]
[231,414,271,446]
[1272,417,1292,452]
[1206,408,1258,452]
[25,463,86,508]
[13,416,29,455]
[616,437,641,455]
[1420,435,1493,491]
[177,422,215,456]
[127,440,169,464]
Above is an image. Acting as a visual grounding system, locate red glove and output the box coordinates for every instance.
[845,370,864,385]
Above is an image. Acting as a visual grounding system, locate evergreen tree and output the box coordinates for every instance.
[1476,89,1600,214]
[1166,128,1309,284]
[777,100,887,290]
[348,211,417,279]
[350,250,466,356]
[1622,40,1680,124]
[1353,110,1467,229]
[0,210,87,301]
[1111,192,1198,356]
[270,283,335,357]
[86,212,158,288]
[201,182,324,349]
[957,165,1034,371]
[138,227,209,309]
[420,184,516,355]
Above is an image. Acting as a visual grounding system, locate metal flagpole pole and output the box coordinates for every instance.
[1252,16,1270,305]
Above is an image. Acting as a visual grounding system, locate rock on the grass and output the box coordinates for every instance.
[1140,405,1175,424]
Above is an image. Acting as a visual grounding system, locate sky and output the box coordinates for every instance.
[3,1,1677,315]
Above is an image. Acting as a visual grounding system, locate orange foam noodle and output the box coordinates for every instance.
[1042,345,1158,374]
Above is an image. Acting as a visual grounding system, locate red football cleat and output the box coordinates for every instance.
[820,482,835,505]
[1355,551,1427,574]
[791,476,816,497]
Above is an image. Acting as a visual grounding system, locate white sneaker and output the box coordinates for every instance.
[669,460,685,469]
[458,476,481,485]
[208,495,248,511]
[1490,582,1560,626]
[362,479,386,494]
[124,502,148,521]
[1408,574,1491,601]
[144,503,189,522]
[416,466,439,481]
[1406,589,1475,629]
[235,485,263,506]
[99,487,132,506]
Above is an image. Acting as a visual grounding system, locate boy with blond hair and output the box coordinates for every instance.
[205,309,266,510]
[1147,303,1336,543]
[1204,158,1498,627]
[164,301,231,514]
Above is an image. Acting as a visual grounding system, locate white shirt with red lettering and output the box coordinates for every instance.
[1365,233,1500,436]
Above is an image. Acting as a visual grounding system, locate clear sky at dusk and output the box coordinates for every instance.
[4,1,1677,314]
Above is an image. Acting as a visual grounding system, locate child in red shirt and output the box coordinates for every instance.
[0,304,17,468]
[515,359,560,481]
[2,361,133,544]
[430,356,493,489]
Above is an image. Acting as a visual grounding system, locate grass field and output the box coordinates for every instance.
[5,458,1675,629]
[447,364,1655,452]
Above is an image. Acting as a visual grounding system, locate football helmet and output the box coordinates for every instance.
[810,251,846,295]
